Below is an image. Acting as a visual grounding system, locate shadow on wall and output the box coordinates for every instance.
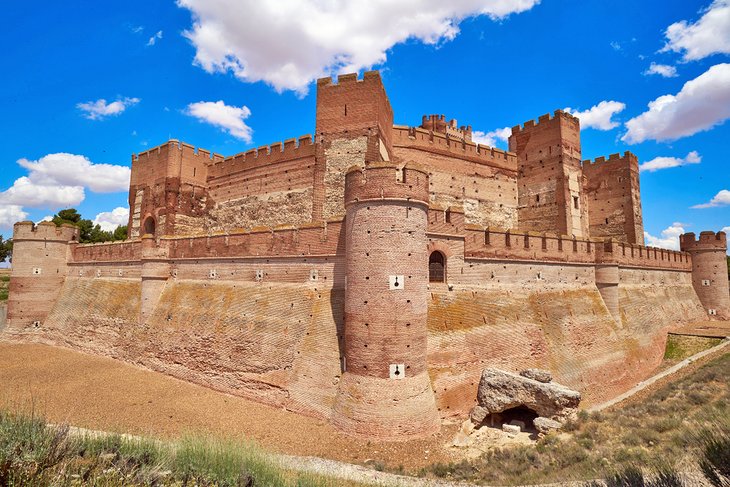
[332,224,346,373]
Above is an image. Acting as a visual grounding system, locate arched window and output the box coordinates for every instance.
[143,216,156,236]
[429,251,446,283]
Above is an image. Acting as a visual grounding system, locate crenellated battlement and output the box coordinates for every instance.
[13,221,79,242]
[392,125,517,172]
[582,151,638,168]
[345,163,430,206]
[680,231,727,251]
[207,135,315,180]
[511,109,580,134]
[316,70,382,87]
[132,140,224,164]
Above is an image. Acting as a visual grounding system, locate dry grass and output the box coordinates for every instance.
[420,352,730,486]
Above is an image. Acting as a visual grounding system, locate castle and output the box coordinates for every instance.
[5,71,729,439]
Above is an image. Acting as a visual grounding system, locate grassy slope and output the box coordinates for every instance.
[422,352,730,486]
[0,410,368,487]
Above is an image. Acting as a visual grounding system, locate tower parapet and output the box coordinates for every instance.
[6,221,78,330]
[332,163,439,438]
[509,110,588,238]
[420,114,472,142]
[680,231,729,319]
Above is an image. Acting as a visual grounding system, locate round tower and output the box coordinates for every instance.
[332,163,439,439]
[679,231,730,319]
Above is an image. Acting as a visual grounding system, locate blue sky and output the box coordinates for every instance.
[2,0,729,250]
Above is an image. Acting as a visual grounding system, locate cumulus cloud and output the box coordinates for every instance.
[644,222,686,250]
[93,207,130,231]
[639,151,701,172]
[661,0,730,61]
[0,153,130,229]
[622,63,730,144]
[692,189,730,208]
[77,97,140,120]
[16,154,130,193]
[147,30,163,46]
[471,127,511,148]
[564,101,626,130]
[0,205,28,229]
[186,101,253,142]
[177,0,540,93]
[644,62,678,78]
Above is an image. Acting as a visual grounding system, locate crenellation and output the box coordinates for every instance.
[6,68,722,442]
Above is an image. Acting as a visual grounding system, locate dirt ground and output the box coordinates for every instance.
[0,342,461,472]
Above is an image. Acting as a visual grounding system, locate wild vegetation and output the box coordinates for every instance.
[422,352,730,486]
[0,409,363,487]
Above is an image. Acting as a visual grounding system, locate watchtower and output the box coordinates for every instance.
[313,71,394,220]
[679,231,730,319]
[509,111,589,237]
[128,140,218,238]
[332,163,439,438]
[6,221,78,330]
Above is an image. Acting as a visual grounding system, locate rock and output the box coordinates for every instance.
[469,405,489,425]
[508,419,526,430]
[520,368,552,383]
[502,424,520,434]
[475,368,581,421]
[533,416,562,433]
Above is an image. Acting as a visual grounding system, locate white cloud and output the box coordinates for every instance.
[564,101,626,130]
[610,41,622,51]
[644,62,678,78]
[644,222,685,250]
[661,0,730,61]
[77,97,140,120]
[186,100,253,142]
[93,207,130,231]
[177,0,540,94]
[722,225,730,233]
[0,153,130,229]
[471,127,511,147]
[0,205,28,229]
[147,30,163,46]
[622,63,730,143]
[692,189,730,208]
[16,154,130,193]
[639,150,701,172]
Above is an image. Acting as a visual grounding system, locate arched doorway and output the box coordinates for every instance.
[429,251,446,283]
[143,216,156,236]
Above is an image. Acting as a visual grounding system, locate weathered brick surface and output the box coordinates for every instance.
[5,69,726,441]
[583,152,644,244]
[680,231,730,319]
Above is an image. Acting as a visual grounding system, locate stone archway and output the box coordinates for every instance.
[429,251,446,283]
[143,216,156,236]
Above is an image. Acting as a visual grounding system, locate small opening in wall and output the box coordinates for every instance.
[573,196,579,209]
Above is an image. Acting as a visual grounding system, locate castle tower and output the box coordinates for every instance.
[509,111,589,237]
[583,152,644,244]
[128,140,219,238]
[332,163,439,439]
[313,71,394,221]
[6,221,78,330]
[420,114,472,142]
[680,231,730,319]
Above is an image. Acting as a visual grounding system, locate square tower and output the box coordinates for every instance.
[509,111,589,237]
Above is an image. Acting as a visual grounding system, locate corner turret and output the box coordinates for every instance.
[332,163,439,439]
[680,231,729,319]
[6,221,79,330]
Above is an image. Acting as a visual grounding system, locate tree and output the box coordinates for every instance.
[51,208,127,244]
[0,236,12,262]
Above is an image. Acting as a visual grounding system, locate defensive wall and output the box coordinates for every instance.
[4,70,728,440]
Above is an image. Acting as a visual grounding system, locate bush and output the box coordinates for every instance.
[698,428,730,487]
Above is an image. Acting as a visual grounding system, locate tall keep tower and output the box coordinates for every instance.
[332,163,439,438]
[680,231,730,319]
[509,111,589,237]
[314,71,394,221]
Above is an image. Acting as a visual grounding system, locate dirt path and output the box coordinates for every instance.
[0,341,459,473]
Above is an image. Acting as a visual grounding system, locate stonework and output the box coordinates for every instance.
[4,70,729,441]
